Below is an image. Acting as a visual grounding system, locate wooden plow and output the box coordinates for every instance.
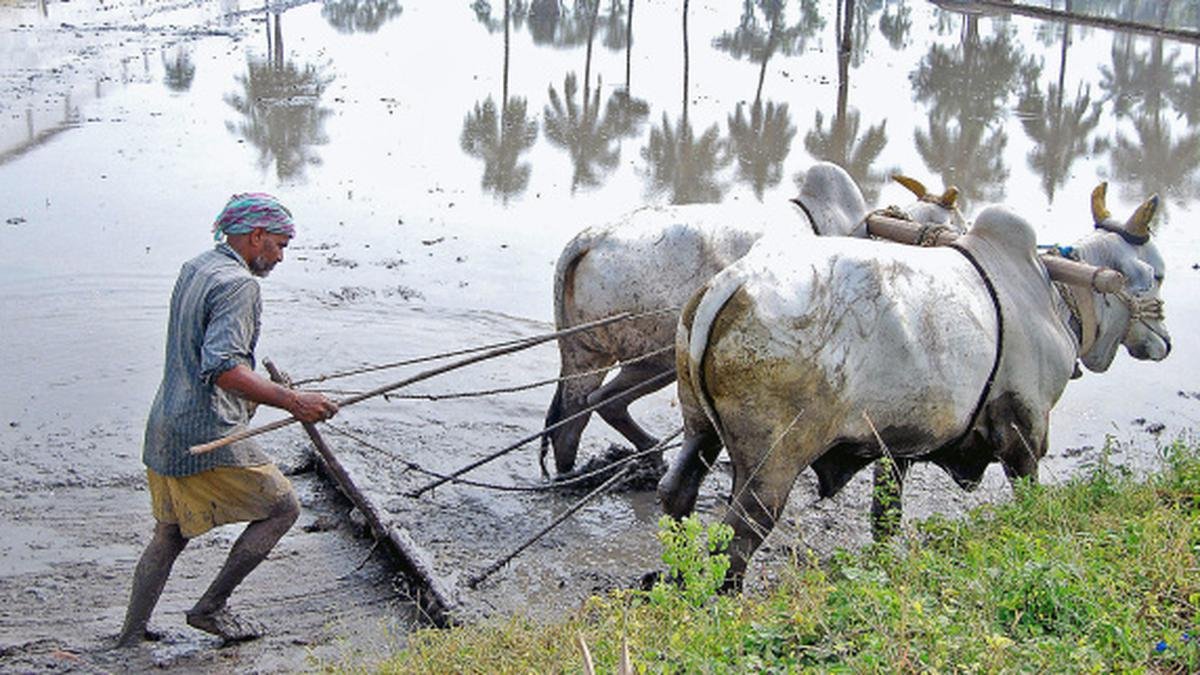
[189,217,1129,627]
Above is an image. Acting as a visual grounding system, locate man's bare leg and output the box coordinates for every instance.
[117,522,188,647]
[185,492,299,642]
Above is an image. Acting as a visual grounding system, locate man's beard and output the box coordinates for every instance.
[249,256,276,277]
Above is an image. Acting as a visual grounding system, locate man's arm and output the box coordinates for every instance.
[215,364,338,423]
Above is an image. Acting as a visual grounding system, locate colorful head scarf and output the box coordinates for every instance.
[212,192,296,241]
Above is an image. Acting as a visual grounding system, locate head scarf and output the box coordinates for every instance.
[212,193,296,241]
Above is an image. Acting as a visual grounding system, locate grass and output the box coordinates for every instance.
[346,438,1200,673]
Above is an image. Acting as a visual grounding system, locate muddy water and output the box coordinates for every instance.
[3,0,1200,670]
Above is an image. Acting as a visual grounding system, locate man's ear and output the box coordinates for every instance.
[246,227,265,249]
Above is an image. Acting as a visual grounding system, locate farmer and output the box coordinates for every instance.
[117,193,338,646]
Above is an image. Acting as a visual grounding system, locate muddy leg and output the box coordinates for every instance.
[185,491,299,642]
[658,427,722,519]
[117,522,189,647]
[870,457,912,541]
[721,445,805,592]
[543,362,609,475]
[587,363,675,453]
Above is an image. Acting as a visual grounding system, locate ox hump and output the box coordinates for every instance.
[966,205,1038,255]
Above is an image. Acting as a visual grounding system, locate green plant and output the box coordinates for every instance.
[650,515,733,607]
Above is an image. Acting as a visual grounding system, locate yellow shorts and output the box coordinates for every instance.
[147,465,295,539]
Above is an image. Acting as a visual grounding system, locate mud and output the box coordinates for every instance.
[3,0,1200,671]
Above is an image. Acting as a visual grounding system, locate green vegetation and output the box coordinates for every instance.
[361,439,1200,673]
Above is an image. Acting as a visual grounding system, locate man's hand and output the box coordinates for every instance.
[216,365,338,422]
[287,391,339,424]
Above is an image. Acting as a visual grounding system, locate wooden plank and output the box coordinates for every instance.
[864,213,1126,294]
[264,359,457,627]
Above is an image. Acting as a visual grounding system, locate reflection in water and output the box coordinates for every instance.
[543,0,648,192]
[321,0,404,34]
[1108,36,1200,210]
[713,0,823,102]
[729,100,794,199]
[461,98,540,201]
[911,16,1039,207]
[162,46,196,92]
[1016,21,1101,203]
[463,0,539,202]
[641,0,729,204]
[224,12,335,180]
[804,0,888,202]
[878,1,911,50]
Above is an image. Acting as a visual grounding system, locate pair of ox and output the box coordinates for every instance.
[542,162,964,475]
[658,183,1171,587]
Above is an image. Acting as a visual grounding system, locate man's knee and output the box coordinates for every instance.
[271,488,301,526]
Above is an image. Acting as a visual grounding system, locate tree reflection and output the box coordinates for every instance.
[1108,36,1200,208]
[878,1,911,51]
[641,0,729,204]
[544,0,648,191]
[728,100,794,199]
[321,0,403,34]
[462,0,540,202]
[803,0,888,202]
[162,46,196,92]
[910,17,1038,206]
[1016,21,1102,203]
[224,12,334,180]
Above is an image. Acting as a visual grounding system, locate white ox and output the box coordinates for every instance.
[542,163,964,474]
[659,185,1170,586]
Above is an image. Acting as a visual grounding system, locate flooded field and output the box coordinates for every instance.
[2,0,1199,670]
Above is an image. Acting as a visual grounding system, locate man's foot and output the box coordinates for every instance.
[185,608,265,643]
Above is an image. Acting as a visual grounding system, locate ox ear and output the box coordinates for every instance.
[938,185,960,209]
[1091,182,1111,225]
[1125,193,1160,240]
[892,174,928,200]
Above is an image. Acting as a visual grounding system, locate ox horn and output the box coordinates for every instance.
[1125,193,1160,240]
[892,174,928,199]
[1091,182,1111,225]
[938,185,960,209]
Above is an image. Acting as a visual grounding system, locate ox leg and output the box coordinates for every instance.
[658,427,722,519]
[543,350,611,475]
[999,426,1044,487]
[870,457,912,541]
[586,363,676,456]
[721,439,806,592]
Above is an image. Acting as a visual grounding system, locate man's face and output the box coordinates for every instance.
[248,231,291,277]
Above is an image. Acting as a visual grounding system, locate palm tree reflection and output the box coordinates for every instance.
[544,0,648,192]
[1107,36,1200,209]
[910,16,1038,206]
[803,0,888,202]
[462,0,540,202]
[1016,19,1102,203]
[162,46,196,92]
[641,0,729,204]
[224,11,334,180]
[321,0,403,34]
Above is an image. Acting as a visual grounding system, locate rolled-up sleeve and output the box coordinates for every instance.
[199,277,262,384]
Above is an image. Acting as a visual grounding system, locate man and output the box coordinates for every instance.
[117,193,338,646]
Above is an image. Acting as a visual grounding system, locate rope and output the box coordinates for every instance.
[407,369,676,497]
[291,307,680,387]
[304,345,674,402]
[322,422,682,493]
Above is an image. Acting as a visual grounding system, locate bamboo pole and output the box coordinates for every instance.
[864,212,1126,294]
[264,359,457,627]
[935,0,1200,44]
[190,311,642,455]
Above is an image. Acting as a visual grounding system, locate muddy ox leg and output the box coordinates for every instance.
[586,362,676,454]
[721,435,807,591]
[870,457,912,541]
[658,426,723,519]
[542,365,609,470]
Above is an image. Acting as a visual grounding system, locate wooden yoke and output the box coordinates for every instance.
[865,212,1125,294]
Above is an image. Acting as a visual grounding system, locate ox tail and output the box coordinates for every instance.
[681,275,744,452]
[542,229,598,456]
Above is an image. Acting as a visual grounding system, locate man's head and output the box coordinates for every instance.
[212,193,296,277]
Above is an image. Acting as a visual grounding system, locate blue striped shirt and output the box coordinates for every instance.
[142,243,271,476]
